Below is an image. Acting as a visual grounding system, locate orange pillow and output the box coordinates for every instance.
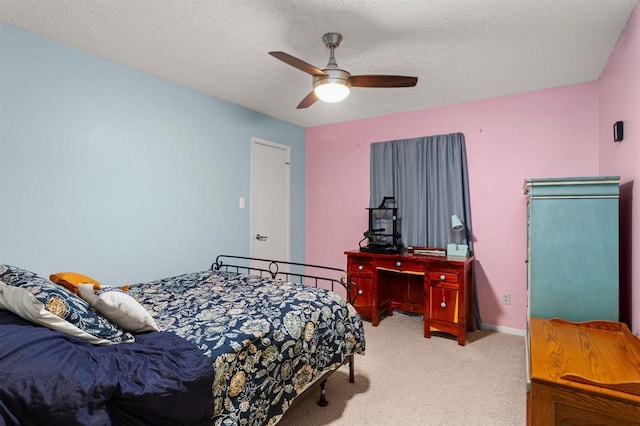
[49,272,102,295]
[50,272,131,295]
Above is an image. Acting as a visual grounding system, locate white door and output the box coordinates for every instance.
[251,138,291,268]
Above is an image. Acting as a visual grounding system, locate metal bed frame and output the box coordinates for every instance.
[211,254,360,407]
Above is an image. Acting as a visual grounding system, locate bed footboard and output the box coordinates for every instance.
[211,254,362,416]
[211,254,359,305]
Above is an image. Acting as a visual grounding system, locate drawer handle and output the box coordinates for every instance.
[396,261,402,267]
[439,274,445,281]
[440,301,446,308]
[358,265,363,271]
[358,289,363,295]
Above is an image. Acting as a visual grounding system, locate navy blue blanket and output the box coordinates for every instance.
[0,309,213,426]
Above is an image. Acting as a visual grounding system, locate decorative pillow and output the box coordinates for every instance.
[0,265,135,345]
[78,284,159,333]
[49,271,130,295]
[50,271,99,294]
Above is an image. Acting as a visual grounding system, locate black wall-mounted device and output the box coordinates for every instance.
[614,121,624,142]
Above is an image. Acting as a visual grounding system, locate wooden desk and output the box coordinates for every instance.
[345,250,474,345]
[528,317,640,425]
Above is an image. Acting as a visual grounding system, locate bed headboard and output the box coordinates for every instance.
[211,254,359,305]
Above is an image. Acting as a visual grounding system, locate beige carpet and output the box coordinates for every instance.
[278,314,526,426]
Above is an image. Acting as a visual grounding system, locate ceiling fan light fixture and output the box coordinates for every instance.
[313,69,351,103]
[314,80,350,103]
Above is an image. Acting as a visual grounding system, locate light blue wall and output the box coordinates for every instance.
[0,23,305,284]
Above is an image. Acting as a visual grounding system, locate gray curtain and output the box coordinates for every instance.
[370,132,480,329]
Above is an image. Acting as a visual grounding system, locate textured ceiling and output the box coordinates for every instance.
[1,0,637,128]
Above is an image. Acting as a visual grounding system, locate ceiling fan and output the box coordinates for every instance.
[269,33,418,109]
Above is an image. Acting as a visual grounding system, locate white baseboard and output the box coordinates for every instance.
[481,323,526,336]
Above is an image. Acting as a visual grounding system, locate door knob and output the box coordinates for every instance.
[256,234,268,241]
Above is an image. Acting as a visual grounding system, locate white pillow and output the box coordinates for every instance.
[77,284,159,333]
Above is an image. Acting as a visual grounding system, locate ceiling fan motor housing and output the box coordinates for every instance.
[313,68,351,89]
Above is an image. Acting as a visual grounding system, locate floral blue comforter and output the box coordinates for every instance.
[128,269,366,425]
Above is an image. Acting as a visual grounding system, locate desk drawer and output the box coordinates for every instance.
[348,257,374,275]
[377,259,425,273]
[428,270,459,284]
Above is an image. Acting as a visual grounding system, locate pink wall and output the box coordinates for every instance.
[306,84,599,331]
[599,5,640,333]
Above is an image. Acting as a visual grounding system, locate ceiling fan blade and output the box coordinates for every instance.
[350,75,418,88]
[269,51,328,77]
[297,91,319,109]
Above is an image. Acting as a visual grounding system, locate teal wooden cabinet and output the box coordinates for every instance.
[524,176,620,322]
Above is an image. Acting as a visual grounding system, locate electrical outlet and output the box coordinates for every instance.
[502,292,511,305]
